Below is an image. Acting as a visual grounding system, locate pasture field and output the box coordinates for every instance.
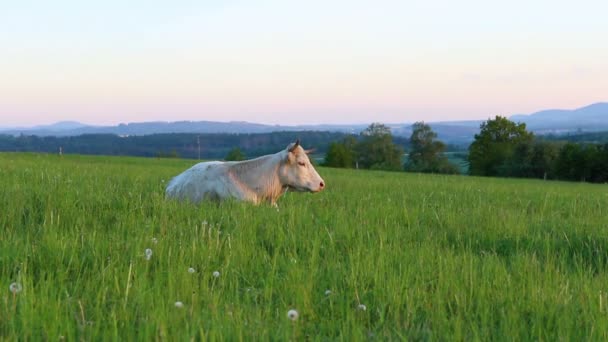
[1,152,608,340]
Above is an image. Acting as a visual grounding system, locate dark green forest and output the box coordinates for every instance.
[542,131,608,144]
[467,117,608,183]
[0,131,409,160]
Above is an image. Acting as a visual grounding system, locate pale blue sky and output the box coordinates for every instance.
[1,0,607,126]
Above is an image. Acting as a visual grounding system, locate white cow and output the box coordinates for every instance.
[165,140,325,205]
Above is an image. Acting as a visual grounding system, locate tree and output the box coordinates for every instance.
[507,141,560,179]
[554,143,594,182]
[341,135,358,153]
[324,140,355,168]
[225,147,245,161]
[405,122,459,174]
[468,116,534,176]
[356,123,403,170]
[550,142,608,183]
[361,122,392,136]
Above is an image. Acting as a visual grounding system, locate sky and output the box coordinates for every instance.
[1,0,607,127]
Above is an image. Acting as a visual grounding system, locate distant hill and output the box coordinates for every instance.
[0,120,369,137]
[510,102,608,132]
[33,121,90,131]
[0,121,89,132]
[2,102,607,146]
[0,120,478,145]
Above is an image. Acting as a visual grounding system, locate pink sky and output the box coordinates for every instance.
[2,1,607,127]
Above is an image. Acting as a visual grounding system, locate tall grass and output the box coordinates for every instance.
[1,153,607,340]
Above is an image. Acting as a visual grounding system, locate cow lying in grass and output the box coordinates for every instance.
[165,140,325,205]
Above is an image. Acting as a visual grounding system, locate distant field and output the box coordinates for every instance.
[1,153,608,340]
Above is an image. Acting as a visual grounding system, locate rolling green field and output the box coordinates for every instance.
[1,153,608,340]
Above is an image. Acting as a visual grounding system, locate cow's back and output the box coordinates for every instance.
[165,161,227,202]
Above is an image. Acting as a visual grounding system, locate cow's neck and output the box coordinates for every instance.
[228,153,284,204]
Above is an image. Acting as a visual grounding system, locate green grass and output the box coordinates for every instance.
[1,152,608,340]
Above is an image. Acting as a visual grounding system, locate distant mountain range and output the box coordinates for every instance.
[0,120,368,136]
[2,102,606,145]
[510,102,608,132]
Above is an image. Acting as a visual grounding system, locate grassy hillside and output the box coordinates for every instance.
[1,153,607,340]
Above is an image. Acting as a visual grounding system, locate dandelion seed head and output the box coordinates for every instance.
[287,309,299,321]
[145,248,153,260]
[188,267,196,274]
[325,289,332,296]
[358,304,367,311]
[213,271,220,278]
[174,301,184,308]
[9,282,22,294]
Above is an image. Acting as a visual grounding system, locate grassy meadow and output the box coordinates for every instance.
[1,152,608,340]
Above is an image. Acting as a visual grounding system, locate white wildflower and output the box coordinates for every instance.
[213,271,220,278]
[325,289,332,296]
[287,309,299,321]
[145,248,153,260]
[174,301,184,308]
[188,267,196,274]
[358,304,367,311]
[9,282,22,294]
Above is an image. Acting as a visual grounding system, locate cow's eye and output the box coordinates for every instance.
[298,161,306,166]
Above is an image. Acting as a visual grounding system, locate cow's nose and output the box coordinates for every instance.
[319,181,325,189]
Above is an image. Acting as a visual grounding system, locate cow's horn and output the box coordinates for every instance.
[289,139,300,152]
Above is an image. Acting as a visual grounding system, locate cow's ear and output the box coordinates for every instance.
[284,148,296,163]
[287,139,300,153]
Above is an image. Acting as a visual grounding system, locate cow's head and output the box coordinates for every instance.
[280,140,325,193]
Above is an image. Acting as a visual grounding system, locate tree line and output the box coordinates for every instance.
[324,122,460,173]
[0,131,351,160]
[3,119,607,183]
[468,116,608,183]
[325,119,608,184]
